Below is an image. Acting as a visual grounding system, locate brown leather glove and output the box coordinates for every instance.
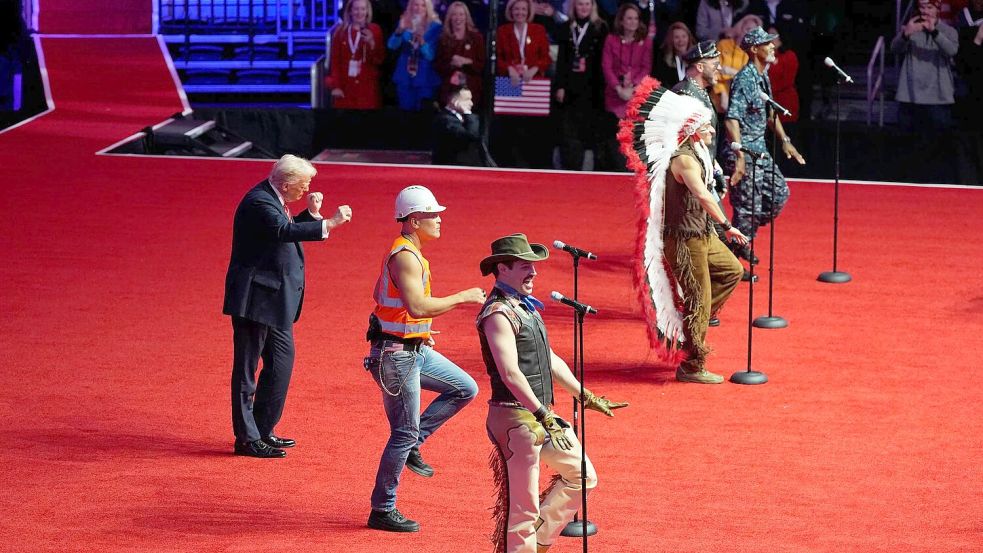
[516,407,548,446]
[533,407,574,450]
[580,388,629,417]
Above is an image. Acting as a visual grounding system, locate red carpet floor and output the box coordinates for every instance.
[1,38,982,553]
[37,0,152,35]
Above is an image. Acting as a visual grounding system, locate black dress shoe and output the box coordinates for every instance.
[708,317,720,327]
[262,434,296,448]
[234,439,286,458]
[367,508,420,532]
[405,447,434,478]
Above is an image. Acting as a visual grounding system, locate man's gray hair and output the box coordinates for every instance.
[270,154,316,187]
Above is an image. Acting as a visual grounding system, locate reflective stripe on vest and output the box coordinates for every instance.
[372,237,433,339]
[379,320,431,335]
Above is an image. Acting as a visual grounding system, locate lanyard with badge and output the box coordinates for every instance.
[348,25,362,77]
[514,23,528,66]
[571,22,589,72]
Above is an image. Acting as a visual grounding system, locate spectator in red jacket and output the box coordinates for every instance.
[435,1,486,107]
[767,26,799,124]
[327,0,386,109]
[496,0,551,84]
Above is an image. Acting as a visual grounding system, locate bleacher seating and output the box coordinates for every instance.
[161,0,336,101]
[291,43,324,61]
[236,68,283,84]
[232,44,282,60]
[285,69,310,84]
[184,68,234,84]
[181,44,224,60]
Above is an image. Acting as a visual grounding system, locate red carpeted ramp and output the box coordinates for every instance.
[1,37,983,553]
[37,0,152,35]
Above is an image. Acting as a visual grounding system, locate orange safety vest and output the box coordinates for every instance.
[372,236,432,339]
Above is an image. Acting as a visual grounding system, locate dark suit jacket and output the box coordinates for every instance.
[746,0,811,53]
[431,110,486,166]
[223,180,325,330]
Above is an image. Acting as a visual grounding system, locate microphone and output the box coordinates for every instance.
[553,240,597,260]
[757,91,791,117]
[550,291,597,315]
[730,141,763,159]
[823,57,854,84]
[712,168,727,195]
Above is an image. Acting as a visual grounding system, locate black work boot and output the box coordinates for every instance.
[368,508,421,532]
[405,447,434,478]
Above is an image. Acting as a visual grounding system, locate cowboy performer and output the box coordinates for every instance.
[477,233,628,552]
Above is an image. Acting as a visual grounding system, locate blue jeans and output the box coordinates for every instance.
[367,344,478,511]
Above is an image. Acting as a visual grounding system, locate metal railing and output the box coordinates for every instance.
[311,54,326,107]
[23,0,38,33]
[278,0,331,35]
[310,25,336,107]
[897,0,913,35]
[159,0,336,37]
[867,36,885,127]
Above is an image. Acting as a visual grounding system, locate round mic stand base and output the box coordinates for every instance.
[752,315,788,329]
[561,518,598,537]
[730,370,768,385]
[817,270,852,284]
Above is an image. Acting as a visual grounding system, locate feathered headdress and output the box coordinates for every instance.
[617,78,713,363]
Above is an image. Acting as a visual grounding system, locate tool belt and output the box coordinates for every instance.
[366,313,424,351]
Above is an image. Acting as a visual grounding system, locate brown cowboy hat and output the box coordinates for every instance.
[479,233,549,276]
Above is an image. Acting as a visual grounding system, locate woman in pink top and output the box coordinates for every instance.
[601,3,653,118]
[597,3,652,170]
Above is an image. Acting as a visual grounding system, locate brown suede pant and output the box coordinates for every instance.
[663,232,743,372]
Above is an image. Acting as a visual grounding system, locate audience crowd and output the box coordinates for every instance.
[321,0,983,168]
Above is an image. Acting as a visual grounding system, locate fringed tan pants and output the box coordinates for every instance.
[487,404,598,553]
[663,232,744,372]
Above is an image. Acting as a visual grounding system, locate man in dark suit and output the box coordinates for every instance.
[223,154,353,458]
[431,84,492,167]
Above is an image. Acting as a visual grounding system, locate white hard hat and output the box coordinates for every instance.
[394,185,446,220]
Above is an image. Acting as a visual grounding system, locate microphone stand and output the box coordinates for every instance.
[817,76,852,284]
[554,295,594,551]
[753,109,788,329]
[731,153,768,385]
[561,252,598,540]
[481,0,499,157]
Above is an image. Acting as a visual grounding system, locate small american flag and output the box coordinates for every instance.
[493,76,551,116]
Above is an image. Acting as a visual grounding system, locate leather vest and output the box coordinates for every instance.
[477,290,554,407]
[663,141,713,238]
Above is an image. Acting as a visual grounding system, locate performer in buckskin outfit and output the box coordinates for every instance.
[619,80,748,383]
